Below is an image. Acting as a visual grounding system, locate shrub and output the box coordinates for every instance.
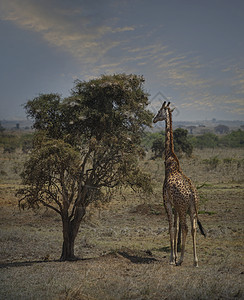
[151,137,164,158]
[219,130,244,147]
[173,128,193,156]
[191,133,219,149]
[202,156,220,170]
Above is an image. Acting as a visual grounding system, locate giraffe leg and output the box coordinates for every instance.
[169,218,175,265]
[191,214,199,267]
[176,215,188,266]
[164,202,175,265]
[173,210,178,264]
[177,223,181,252]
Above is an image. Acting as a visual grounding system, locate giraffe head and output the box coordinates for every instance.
[153,101,171,123]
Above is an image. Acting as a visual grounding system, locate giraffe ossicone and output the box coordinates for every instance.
[153,102,206,267]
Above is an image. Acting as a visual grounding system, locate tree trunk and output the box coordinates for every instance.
[60,217,76,261]
[60,206,86,261]
[60,235,76,261]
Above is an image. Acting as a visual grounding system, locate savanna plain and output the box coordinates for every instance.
[0,146,244,300]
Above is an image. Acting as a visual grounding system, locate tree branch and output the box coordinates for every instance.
[40,200,61,215]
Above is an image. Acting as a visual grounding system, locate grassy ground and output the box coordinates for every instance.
[0,148,244,299]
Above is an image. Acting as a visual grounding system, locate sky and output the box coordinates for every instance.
[0,0,244,121]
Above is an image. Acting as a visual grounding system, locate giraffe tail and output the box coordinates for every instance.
[197,219,206,237]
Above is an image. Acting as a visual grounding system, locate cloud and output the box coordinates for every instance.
[112,26,135,33]
[218,64,244,115]
[0,0,127,65]
[230,67,244,95]
[149,49,244,119]
[122,39,244,120]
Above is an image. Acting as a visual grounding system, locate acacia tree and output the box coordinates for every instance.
[18,74,153,261]
[214,124,229,134]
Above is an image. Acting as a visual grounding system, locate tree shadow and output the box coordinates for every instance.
[0,251,159,269]
[0,257,91,269]
[117,251,158,264]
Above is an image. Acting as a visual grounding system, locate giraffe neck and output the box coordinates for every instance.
[165,109,180,172]
[165,109,174,158]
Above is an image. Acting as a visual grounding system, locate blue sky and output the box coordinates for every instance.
[0,0,243,121]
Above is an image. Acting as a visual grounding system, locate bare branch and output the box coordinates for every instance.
[40,200,61,215]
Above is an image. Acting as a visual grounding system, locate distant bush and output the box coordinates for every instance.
[173,128,193,156]
[214,124,229,134]
[0,122,5,133]
[0,132,33,152]
[143,129,193,158]
[202,156,220,170]
[151,137,165,158]
[142,131,165,151]
[190,132,219,149]
[219,129,244,147]
[0,133,19,152]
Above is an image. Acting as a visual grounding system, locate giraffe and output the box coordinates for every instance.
[153,101,206,267]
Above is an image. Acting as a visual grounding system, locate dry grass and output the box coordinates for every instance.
[0,148,244,299]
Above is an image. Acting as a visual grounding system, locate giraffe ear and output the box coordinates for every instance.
[170,107,175,113]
